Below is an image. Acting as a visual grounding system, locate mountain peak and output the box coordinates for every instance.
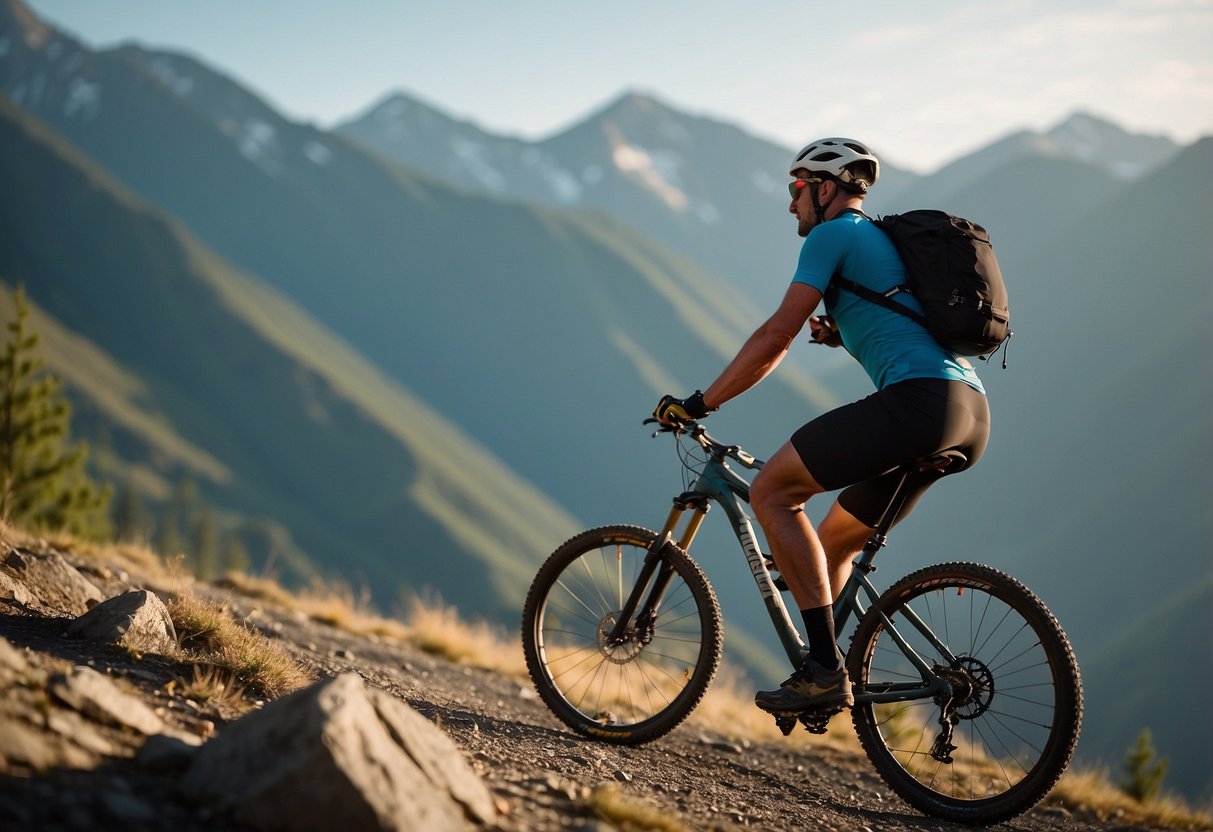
[603,90,672,114]
[1046,110,1178,178]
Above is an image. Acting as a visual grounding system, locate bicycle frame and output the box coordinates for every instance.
[619,438,955,707]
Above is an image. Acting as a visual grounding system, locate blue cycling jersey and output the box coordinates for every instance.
[792,212,985,393]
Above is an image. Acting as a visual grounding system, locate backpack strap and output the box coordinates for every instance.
[827,208,929,327]
[829,276,929,329]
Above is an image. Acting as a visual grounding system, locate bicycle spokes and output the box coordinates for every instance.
[850,564,1081,821]
[524,528,721,738]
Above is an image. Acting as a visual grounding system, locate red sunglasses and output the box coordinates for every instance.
[788,177,821,198]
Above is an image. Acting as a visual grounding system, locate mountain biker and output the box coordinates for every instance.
[653,137,990,716]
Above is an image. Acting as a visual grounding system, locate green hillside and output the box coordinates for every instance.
[0,95,582,613]
[955,139,1213,794]
[0,93,827,686]
[1083,575,1213,801]
[0,11,853,688]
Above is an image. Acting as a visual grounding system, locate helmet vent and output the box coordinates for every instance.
[810,151,843,162]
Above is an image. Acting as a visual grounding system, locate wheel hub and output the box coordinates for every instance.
[596,613,647,664]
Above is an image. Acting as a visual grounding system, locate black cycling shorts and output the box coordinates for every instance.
[790,378,990,528]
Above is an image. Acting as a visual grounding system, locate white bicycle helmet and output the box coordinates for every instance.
[789,137,880,192]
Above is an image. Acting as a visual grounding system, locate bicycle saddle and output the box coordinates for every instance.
[913,449,968,474]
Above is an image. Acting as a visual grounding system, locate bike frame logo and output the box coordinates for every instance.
[735,517,775,599]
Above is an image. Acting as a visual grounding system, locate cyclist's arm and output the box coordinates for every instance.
[702,282,822,409]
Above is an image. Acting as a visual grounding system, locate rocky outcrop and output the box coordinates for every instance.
[1,547,103,614]
[0,633,200,774]
[182,672,497,832]
[1,541,502,830]
[49,665,173,736]
[65,589,178,653]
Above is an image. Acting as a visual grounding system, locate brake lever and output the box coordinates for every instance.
[643,416,686,438]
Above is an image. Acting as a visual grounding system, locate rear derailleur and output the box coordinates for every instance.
[930,692,961,764]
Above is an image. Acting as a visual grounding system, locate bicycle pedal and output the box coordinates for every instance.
[797,704,845,735]
[798,712,832,734]
[774,715,797,736]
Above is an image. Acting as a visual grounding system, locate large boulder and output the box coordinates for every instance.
[182,672,496,831]
[65,589,178,654]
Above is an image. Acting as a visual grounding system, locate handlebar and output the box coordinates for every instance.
[643,418,764,470]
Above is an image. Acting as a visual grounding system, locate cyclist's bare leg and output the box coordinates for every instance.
[749,442,831,609]
[818,501,872,601]
[751,443,855,711]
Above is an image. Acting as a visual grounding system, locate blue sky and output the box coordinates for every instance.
[23,0,1213,173]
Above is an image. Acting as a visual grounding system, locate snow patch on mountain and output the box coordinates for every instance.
[450,137,505,192]
[303,141,332,166]
[147,57,195,98]
[63,77,99,120]
[539,164,582,203]
[611,143,687,211]
[223,118,283,175]
[1048,113,1166,179]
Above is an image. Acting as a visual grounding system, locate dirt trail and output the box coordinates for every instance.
[0,556,1168,832]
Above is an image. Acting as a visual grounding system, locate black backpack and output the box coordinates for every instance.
[830,209,1012,364]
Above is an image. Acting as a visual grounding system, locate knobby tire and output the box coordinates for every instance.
[521,525,722,745]
[848,562,1082,826]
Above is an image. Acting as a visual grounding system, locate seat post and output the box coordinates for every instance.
[852,450,967,574]
[852,467,915,573]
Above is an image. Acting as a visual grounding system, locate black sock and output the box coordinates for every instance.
[800,605,841,671]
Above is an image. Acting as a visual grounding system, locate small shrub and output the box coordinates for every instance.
[1121,728,1169,803]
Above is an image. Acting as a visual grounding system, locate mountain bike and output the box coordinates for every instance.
[521,420,1082,825]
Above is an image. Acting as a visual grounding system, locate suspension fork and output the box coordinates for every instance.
[605,494,708,643]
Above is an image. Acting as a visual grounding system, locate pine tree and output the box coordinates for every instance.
[153,475,195,559]
[112,479,149,542]
[0,286,110,537]
[1120,727,1169,803]
[191,506,220,580]
[220,534,251,576]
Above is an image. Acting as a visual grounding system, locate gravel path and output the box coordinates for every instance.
[0,563,1174,832]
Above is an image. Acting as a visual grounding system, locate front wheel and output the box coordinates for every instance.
[848,562,1082,826]
[521,525,722,745]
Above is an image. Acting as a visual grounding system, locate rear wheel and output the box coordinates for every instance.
[848,562,1082,825]
[521,525,722,745]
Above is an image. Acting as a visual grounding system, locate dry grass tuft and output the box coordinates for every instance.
[217,575,524,677]
[220,571,412,642]
[167,592,313,699]
[587,785,692,832]
[402,594,526,677]
[1048,768,1213,830]
[173,663,248,709]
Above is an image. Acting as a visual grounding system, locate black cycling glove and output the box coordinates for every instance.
[654,391,714,425]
